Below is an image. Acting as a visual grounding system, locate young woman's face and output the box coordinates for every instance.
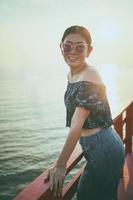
[60,33,92,68]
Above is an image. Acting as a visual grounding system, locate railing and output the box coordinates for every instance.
[14,101,133,200]
[113,101,133,154]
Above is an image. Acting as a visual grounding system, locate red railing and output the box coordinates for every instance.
[14,101,133,200]
[113,101,133,154]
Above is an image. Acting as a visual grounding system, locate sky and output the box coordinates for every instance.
[0,0,133,70]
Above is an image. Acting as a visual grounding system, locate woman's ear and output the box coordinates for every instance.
[60,43,64,55]
[87,46,93,57]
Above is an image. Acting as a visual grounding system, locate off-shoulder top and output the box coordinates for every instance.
[64,81,113,129]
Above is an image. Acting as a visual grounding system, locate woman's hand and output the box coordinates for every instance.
[44,164,66,197]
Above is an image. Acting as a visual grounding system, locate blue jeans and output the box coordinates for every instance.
[77,127,125,200]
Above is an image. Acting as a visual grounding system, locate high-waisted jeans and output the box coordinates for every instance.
[77,127,125,200]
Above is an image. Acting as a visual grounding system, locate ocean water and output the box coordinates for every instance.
[0,65,132,200]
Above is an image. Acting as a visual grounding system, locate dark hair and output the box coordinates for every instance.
[61,25,92,46]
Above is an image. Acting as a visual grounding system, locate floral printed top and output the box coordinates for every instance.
[64,81,113,129]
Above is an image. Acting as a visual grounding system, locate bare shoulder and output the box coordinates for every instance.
[81,66,103,85]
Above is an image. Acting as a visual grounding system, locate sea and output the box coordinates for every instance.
[0,64,132,200]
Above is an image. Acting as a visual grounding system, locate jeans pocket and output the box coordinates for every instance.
[83,142,104,170]
[81,141,95,160]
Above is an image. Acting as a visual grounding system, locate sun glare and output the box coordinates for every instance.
[97,22,119,41]
[99,64,119,116]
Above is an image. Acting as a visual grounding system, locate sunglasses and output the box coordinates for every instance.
[61,42,89,53]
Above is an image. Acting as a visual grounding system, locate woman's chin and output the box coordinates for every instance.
[66,61,81,68]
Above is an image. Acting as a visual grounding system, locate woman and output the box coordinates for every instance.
[44,25,125,200]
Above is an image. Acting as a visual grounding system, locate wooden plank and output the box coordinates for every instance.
[13,144,83,200]
[62,164,86,200]
[114,114,123,140]
[118,153,133,200]
[125,103,133,153]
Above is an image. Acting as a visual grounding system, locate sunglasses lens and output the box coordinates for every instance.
[62,43,72,53]
[61,43,87,53]
[76,44,85,53]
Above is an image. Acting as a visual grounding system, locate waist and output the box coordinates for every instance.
[79,127,124,151]
[81,127,102,137]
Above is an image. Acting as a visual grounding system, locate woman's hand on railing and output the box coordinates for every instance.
[44,164,67,197]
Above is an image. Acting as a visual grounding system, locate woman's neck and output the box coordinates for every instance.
[69,63,88,78]
[68,63,88,82]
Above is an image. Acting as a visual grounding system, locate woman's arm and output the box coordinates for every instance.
[56,107,89,167]
[44,107,89,197]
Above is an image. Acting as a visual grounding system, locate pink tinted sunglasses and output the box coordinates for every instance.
[61,42,89,53]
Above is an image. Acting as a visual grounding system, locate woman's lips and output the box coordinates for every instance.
[67,56,79,62]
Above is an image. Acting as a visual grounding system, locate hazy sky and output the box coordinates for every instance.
[0,0,133,69]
